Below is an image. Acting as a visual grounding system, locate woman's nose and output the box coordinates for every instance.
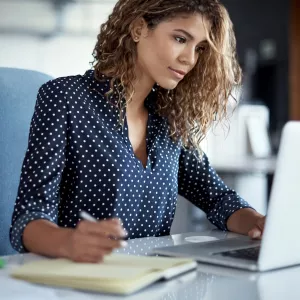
[179,47,197,66]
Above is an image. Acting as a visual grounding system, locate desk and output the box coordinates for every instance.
[1,230,299,300]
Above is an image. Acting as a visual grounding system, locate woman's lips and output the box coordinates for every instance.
[168,67,186,80]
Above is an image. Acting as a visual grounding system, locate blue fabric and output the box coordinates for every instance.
[10,70,253,253]
[0,67,53,255]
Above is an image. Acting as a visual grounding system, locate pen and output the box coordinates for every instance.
[79,210,128,242]
[79,211,97,223]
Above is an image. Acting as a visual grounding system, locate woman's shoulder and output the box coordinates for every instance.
[40,69,98,92]
[36,70,115,114]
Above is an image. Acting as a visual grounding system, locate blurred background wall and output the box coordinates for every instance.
[222,0,289,152]
[0,0,116,77]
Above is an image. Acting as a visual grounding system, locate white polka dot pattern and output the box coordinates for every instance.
[10,70,252,253]
[178,150,253,230]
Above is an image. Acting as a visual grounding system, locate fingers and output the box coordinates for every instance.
[248,216,266,240]
[97,219,128,239]
[78,218,127,239]
[86,235,127,249]
[248,229,261,240]
[68,234,126,263]
[248,227,262,240]
[73,256,103,263]
[255,217,265,231]
[67,218,128,263]
[72,248,107,263]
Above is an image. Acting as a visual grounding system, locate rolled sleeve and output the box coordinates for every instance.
[10,79,68,252]
[10,212,56,253]
[178,148,254,231]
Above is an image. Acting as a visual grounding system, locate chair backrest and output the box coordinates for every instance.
[0,67,53,256]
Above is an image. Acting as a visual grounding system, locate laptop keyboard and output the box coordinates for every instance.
[214,246,260,261]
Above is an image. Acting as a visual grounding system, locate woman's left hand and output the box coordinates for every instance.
[248,216,266,240]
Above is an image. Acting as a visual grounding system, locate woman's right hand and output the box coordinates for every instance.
[61,218,128,263]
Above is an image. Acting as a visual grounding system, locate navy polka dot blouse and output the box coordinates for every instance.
[10,70,252,253]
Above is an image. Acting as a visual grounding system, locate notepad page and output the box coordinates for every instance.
[13,258,152,280]
[17,271,163,295]
[12,254,194,281]
[11,254,197,295]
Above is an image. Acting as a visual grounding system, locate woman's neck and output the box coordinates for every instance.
[127,71,155,115]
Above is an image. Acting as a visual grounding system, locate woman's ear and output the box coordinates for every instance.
[130,18,148,42]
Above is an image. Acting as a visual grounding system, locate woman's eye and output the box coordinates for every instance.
[174,36,186,44]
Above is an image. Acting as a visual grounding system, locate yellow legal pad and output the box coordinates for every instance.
[11,254,197,295]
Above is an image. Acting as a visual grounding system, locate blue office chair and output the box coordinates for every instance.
[0,67,53,256]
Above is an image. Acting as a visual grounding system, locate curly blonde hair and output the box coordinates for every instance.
[92,0,241,156]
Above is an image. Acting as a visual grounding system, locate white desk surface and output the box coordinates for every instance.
[1,230,299,300]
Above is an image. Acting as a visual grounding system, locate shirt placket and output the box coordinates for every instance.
[122,110,157,171]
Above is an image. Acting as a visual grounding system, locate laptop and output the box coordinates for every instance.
[154,121,300,271]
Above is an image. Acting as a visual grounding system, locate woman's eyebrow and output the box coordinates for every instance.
[173,29,194,40]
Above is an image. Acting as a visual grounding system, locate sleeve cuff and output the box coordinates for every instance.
[207,195,255,231]
[10,212,56,253]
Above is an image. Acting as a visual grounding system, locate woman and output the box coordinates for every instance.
[10,0,265,263]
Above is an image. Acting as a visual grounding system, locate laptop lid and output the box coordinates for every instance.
[258,121,300,271]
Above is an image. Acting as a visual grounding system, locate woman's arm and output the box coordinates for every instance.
[10,79,68,253]
[10,79,127,260]
[22,218,127,261]
[178,148,255,232]
[226,207,264,236]
[22,220,72,257]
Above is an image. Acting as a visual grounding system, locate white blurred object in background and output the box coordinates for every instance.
[202,102,272,161]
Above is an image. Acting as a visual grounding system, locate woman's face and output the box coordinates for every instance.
[134,13,209,90]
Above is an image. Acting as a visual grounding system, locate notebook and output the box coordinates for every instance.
[11,254,197,295]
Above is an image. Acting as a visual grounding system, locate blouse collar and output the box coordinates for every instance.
[84,69,158,114]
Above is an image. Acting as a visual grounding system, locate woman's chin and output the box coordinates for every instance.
[156,78,180,90]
